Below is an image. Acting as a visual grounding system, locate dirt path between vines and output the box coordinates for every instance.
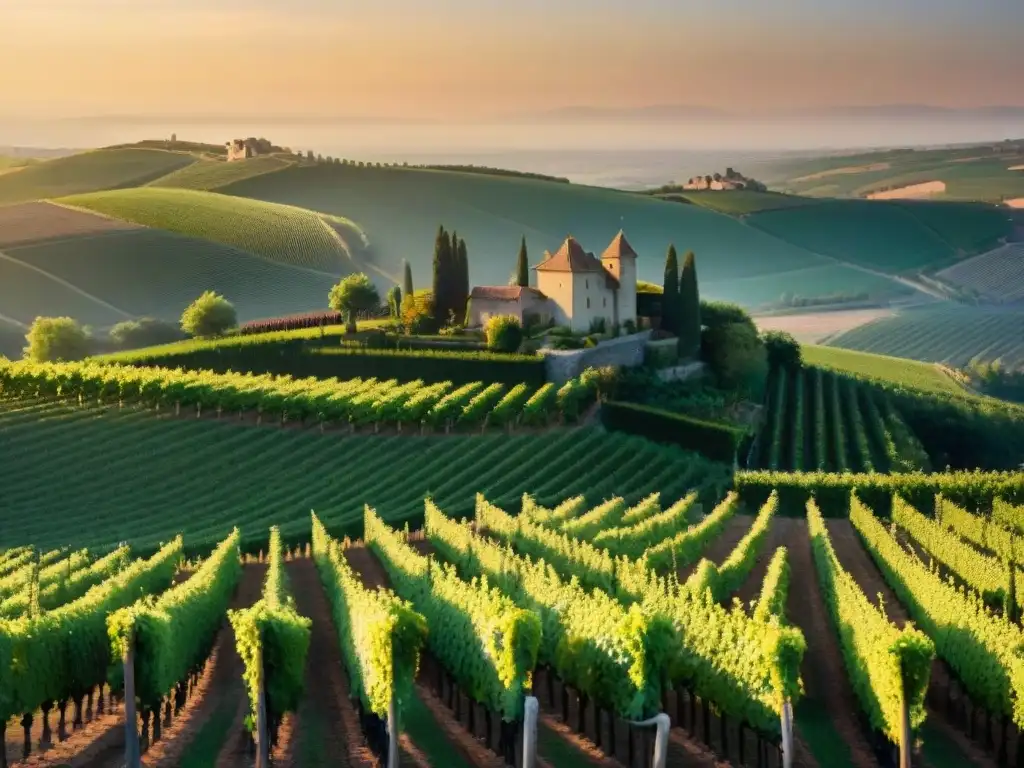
[781,517,877,768]
[140,562,266,768]
[677,515,753,582]
[733,521,791,610]
[826,519,999,768]
[286,557,377,768]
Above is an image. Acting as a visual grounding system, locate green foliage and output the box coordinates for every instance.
[559,498,628,543]
[0,538,181,722]
[752,548,790,623]
[516,236,530,287]
[762,331,802,370]
[849,493,1024,723]
[808,498,933,743]
[677,250,701,357]
[147,156,292,191]
[402,260,415,298]
[702,319,768,399]
[387,286,402,321]
[642,493,739,573]
[661,245,680,335]
[109,318,184,350]
[311,514,425,720]
[0,547,132,620]
[591,493,698,560]
[995,499,1024,536]
[24,316,92,362]
[601,400,745,464]
[180,290,237,337]
[328,273,381,332]
[484,314,523,353]
[108,529,241,709]
[803,344,967,396]
[937,495,1023,565]
[365,505,539,720]
[229,527,311,732]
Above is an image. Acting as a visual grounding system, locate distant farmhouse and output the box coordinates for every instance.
[226,139,256,162]
[683,167,766,192]
[469,232,638,333]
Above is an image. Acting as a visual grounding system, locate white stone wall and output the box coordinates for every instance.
[535,272,572,326]
[570,273,616,332]
[543,330,653,383]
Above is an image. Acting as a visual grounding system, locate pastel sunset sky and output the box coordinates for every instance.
[4,0,1023,119]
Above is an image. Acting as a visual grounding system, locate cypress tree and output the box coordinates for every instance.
[516,236,530,287]
[402,259,414,298]
[432,225,448,325]
[459,237,471,323]
[661,244,680,335]
[678,250,702,357]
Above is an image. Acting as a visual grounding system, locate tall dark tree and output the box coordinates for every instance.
[661,244,680,335]
[432,225,448,324]
[515,236,529,287]
[402,259,414,298]
[678,250,702,357]
[457,237,470,324]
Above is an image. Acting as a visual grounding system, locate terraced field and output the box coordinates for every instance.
[0,148,196,204]
[58,187,361,273]
[823,305,1024,369]
[937,243,1024,303]
[148,155,295,191]
[0,397,727,553]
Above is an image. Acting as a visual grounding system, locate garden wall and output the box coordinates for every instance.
[543,331,652,384]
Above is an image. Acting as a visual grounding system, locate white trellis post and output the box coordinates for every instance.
[627,712,670,768]
[781,700,794,768]
[123,634,141,768]
[387,694,399,768]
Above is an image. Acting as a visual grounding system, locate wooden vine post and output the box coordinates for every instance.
[387,694,399,768]
[780,699,794,768]
[123,632,141,768]
[899,682,912,768]
[626,711,670,768]
[255,639,270,768]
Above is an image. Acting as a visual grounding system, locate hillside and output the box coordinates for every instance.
[823,305,1024,369]
[57,187,363,273]
[147,155,296,191]
[937,242,1024,303]
[0,148,196,204]
[801,344,968,396]
[220,163,915,307]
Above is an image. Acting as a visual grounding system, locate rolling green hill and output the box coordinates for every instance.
[823,305,1024,369]
[147,155,295,191]
[801,344,968,396]
[0,148,196,204]
[58,187,362,273]
[0,319,25,359]
[0,227,338,328]
[220,163,912,307]
[655,189,822,215]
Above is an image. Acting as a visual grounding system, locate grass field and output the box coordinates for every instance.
[58,187,361,273]
[0,148,196,204]
[823,305,1024,369]
[219,163,916,307]
[148,155,295,191]
[0,398,726,553]
[658,189,823,215]
[801,344,968,395]
[1,227,338,327]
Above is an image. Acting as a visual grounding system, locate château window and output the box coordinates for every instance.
[603,298,607,307]
[586,279,589,289]
[587,298,591,309]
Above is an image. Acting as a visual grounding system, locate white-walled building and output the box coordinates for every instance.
[467,232,639,332]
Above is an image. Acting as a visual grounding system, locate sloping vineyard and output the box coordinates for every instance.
[754,365,930,474]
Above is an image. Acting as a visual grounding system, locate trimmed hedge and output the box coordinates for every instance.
[102,339,546,387]
[735,469,1024,519]
[600,400,745,464]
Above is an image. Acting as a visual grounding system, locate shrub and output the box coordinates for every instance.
[702,320,768,400]
[181,291,237,337]
[762,331,802,370]
[485,315,523,353]
[109,318,185,350]
[601,400,745,464]
[623,319,637,335]
[328,273,381,333]
[24,316,92,362]
[401,289,437,334]
[549,336,585,350]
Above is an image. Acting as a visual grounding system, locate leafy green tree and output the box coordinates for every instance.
[485,315,523,353]
[677,250,701,357]
[109,318,184,350]
[402,259,414,298]
[329,273,381,333]
[180,291,237,337]
[661,245,680,335]
[24,317,92,362]
[516,236,530,287]
[703,320,768,400]
[762,330,802,370]
[432,225,451,325]
[456,236,470,324]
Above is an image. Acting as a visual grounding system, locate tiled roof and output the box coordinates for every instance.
[601,230,638,260]
[469,286,545,301]
[534,236,605,273]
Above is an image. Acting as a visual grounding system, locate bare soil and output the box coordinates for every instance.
[779,517,878,768]
[677,515,753,582]
[286,557,377,768]
[141,562,266,768]
[733,522,791,610]
[0,202,140,249]
[867,181,946,200]
[753,309,895,344]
